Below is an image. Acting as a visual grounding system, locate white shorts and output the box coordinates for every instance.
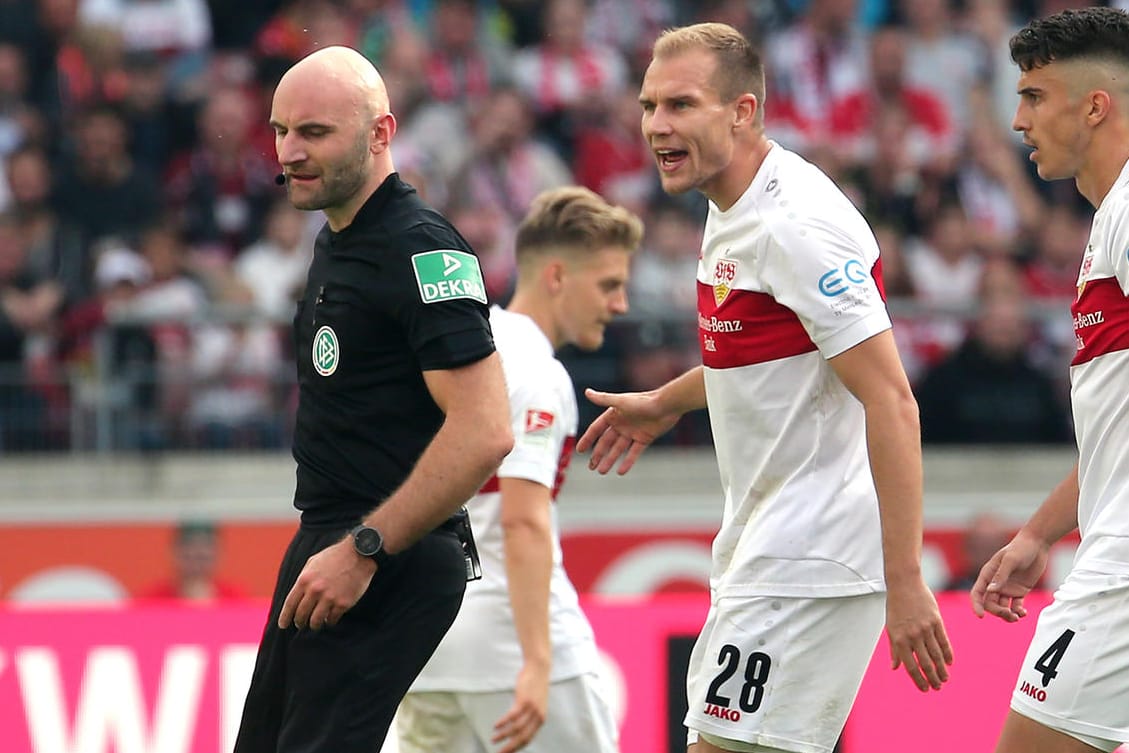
[685,592,885,753]
[1010,569,1129,751]
[397,672,618,753]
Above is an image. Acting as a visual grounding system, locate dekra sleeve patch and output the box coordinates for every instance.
[411,250,488,304]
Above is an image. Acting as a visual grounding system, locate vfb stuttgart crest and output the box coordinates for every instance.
[313,325,339,376]
[713,258,738,305]
[1077,245,1094,299]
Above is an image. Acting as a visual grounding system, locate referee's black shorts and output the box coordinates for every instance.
[233,521,466,753]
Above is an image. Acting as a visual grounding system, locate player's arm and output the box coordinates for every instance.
[971,464,1079,622]
[367,352,514,551]
[578,365,706,475]
[828,330,953,692]
[278,352,513,630]
[491,477,553,753]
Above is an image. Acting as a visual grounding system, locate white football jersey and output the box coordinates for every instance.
[410,308,599,691]
[1069,157,1129,576]
[698,143,892,599]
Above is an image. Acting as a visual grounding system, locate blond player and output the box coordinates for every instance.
[399,186,643,753]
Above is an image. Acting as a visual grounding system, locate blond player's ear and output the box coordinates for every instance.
[543,259,566,294]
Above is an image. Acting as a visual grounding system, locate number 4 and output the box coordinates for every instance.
[1033,629,1075,688]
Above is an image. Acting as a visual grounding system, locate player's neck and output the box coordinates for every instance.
[506,293,560,350]
[709,136,772,212]
[1077,137,1129,209]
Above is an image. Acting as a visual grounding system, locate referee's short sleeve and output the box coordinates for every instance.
[383,228,496,371]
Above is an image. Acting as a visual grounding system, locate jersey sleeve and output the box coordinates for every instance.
[385,223,496,371]
[761,212,891,359]
[496,367,572,489]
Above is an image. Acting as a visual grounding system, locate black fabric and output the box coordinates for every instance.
[290,174,495,520]
[234,523,466,753]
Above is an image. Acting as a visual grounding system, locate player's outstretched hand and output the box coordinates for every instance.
[970,531,1048,623]
[885,576,953,692]
[577,388,679,475]
[492,662,548,753]
[277,538,376,631]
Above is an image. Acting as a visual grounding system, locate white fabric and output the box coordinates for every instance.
[398,673,618,753]
[410,308,599,692]
[685,592,885,753]
[696,143,891,600]
[1010,570,1129,750]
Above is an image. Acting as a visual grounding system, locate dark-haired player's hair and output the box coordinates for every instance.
[1010,7,1129,72]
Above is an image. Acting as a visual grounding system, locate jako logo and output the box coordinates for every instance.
[1018,681,1047,702]
[703,703,741,722]
[818,259,867,297]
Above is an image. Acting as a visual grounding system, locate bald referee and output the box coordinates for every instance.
[233,46,513,753]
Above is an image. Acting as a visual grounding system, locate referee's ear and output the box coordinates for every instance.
[371,112,397,154]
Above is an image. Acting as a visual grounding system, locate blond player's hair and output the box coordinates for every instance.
[653,22,766,123]
[515,187,643,270]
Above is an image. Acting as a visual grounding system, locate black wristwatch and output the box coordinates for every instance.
[349,524,390,568]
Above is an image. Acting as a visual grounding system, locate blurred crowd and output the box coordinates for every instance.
[0,0,1107,452]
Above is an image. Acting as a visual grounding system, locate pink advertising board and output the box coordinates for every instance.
[1,593,1121,753]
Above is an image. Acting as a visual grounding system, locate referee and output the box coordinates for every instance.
[233,46,513,753]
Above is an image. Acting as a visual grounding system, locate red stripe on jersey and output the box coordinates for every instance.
[697,282,815,369]
[871,257,887,301]
[478,435,576,501]
[552,436,576,500]
[1072,276,1129,366]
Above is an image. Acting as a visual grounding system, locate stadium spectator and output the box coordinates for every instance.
[843,104,933,237]
[164,84,277,258]
[896,0,987,137]
[904,196,984,309]
[448,86,572,251]
[4,144,86,302]
[185,314,285,449]
[139,520,246,601]
[511,0,628,161]
[0,210,63,450]
[52,103,161,251]
[572,86,655,208]
[945,513,1014,591]
[234,196,311,322]
[764,0,870,166]
[1023,203,1089,301]
[422,0,512,107]
[916,279,1071,445]
[953,113,1045,257]
[0,43,46,163]
[830,24,957,174]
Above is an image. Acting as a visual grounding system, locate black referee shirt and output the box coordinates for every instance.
[291,173,495,522]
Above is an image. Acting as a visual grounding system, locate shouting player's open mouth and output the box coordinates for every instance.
[656,148,688,171]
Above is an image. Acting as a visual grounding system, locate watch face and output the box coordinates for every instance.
[354,526,383,557]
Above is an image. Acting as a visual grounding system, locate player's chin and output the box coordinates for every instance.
[658,173,695,195]
[578,328,606,351]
